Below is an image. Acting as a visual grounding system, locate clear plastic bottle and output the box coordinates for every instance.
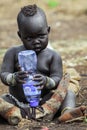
[18,50,41,107]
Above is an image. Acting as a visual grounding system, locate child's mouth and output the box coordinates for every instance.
[34,47,41,52]
[34,45,41,52]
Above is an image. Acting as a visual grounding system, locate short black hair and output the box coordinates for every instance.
[17,4,48,30]
[21,4,37,16]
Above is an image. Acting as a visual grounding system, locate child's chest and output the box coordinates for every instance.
[37,53,52,75]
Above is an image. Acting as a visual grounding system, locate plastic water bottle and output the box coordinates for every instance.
[18,50,41,107]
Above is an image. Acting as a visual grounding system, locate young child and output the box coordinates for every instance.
[0,4,86,125]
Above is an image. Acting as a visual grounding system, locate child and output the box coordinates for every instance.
[0,4,86,125]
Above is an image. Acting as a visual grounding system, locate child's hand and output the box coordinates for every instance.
[33,74,47,89]
[14,71,28,84]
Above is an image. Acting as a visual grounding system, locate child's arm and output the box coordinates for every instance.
[49,51,63,88]
[0,48,28,86]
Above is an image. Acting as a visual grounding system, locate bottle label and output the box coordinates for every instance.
[23,82,41,107]
[23,86,31,96]
[23,81,41,96]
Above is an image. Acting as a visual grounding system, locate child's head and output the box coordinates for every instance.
[17,4,50,53]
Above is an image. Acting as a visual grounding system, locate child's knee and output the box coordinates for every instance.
[0,97,22,125]
[64,67,81,95]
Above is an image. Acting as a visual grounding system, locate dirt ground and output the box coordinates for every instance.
[0,0,87,130]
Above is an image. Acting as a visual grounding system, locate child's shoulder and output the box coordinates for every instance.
[44,48,62,62]
[46,48,61,57]
[6,45,24,54]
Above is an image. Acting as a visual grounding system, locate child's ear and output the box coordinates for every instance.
[48,26,50,33]
[17,31,21,38]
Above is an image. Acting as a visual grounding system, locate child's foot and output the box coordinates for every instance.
[36,105,54,122]
[58,106,86,122]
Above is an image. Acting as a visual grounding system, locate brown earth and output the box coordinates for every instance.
[0,0,87,130]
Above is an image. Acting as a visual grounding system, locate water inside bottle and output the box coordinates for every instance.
[18,50,37,73]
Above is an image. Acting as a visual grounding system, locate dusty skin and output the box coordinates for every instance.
[0,0,87,130]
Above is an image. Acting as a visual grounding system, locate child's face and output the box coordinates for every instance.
[18,13,50,53]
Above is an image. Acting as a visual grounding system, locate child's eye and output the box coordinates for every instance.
[25,37,32,41]
[39,35,46,39]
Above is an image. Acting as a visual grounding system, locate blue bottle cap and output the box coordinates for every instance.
[30,99,39,107]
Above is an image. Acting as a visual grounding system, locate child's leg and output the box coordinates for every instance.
[0,94,22,125]
[58,104,86,122]
[36,73,70,120]
[58,68,86,122]
[60,90,76,111]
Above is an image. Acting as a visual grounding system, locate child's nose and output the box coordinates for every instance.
[34,39,40,44]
